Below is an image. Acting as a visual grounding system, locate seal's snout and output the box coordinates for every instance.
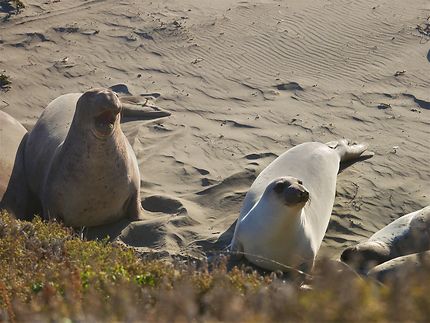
[341,243,391,274]
[341,246,371,274]
[298,189,309,201]
[272,177,309,206]
[340,246,355,263]
[288,185,309,205]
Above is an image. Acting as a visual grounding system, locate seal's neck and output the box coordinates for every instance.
[61,120,126,171]
[246,196,305,236]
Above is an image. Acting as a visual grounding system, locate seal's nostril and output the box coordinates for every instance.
[301,190,309,199]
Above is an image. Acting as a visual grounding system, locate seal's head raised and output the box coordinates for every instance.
[265,176,310,210]
[75,88,122,139]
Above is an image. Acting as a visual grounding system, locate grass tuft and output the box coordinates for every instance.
[0,73,11,89]
[0,0,25,16]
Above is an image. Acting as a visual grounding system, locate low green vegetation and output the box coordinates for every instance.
[1,211,430,321]
[0,73,11,89]
[0,0,25,13]
[12,0,24,11]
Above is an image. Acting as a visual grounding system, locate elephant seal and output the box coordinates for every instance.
[230,139,371,273]
[367,250,430,282]
[1,88,169,227]
[341,206,430,274]
[0,111,27,199]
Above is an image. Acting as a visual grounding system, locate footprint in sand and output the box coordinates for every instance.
[141,195,186,214]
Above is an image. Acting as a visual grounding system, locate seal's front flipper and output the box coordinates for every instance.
[124,193,145,222]
[0,134,37,220]
[109,84,171,120]
[229,237,244,261]
[120,97,171,120]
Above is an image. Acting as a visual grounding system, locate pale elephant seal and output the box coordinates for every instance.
[367,250,430,282]
[341,206,430,274]
[1,88,169,227]
[0,111,27,199]
[230,140,371,273]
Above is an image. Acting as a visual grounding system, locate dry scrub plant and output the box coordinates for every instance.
[0,74,11,90]
[1,211,430,322]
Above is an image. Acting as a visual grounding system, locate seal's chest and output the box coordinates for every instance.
[46,163,133,226]
[69,168,131,206]
[55,184,131,227]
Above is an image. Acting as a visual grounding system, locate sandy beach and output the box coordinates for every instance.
[1,0,429,261]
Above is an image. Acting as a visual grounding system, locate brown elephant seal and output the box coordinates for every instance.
[341,206,430,274]
[1,88,169,227]
[0,111,27,199]
[230,139,372,273]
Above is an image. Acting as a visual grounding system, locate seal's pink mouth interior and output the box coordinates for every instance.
[95,110,117,124]
[93,110,118,135]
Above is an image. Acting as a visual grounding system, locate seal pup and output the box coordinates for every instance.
[341,206,430,274]
[0,111,27,199]
[1,88,168,227]
[230,140,371,273]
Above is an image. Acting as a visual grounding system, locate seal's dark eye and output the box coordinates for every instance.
[273,182,285,194]
[298,180,303,185]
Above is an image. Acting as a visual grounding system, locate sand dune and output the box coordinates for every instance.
[1,0,429,261]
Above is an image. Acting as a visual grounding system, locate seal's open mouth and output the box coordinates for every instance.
[93,110,119,137]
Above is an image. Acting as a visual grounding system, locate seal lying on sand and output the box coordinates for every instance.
[341,206,430,274]
[0,111,27,200]
[1,88,169,227]
[230,140,372,273]
[367,250,430,282]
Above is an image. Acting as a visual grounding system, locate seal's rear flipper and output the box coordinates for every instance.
[326,139,374,162]
[0,134,38,220]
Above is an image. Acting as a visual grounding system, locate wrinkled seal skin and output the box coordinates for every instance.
[230,140,371,273]
[0,111,27,200]
[341,206,430,274]
[1,89,146,227]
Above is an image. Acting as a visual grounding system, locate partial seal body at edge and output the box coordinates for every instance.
[0,111,27,200]
[341,206,430,274]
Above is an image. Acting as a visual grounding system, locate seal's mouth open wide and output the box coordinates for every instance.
[93,109,119,137]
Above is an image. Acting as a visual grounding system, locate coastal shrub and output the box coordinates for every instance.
[1,211,430,321]
[0,0,25,14]
[0,74,11,89]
